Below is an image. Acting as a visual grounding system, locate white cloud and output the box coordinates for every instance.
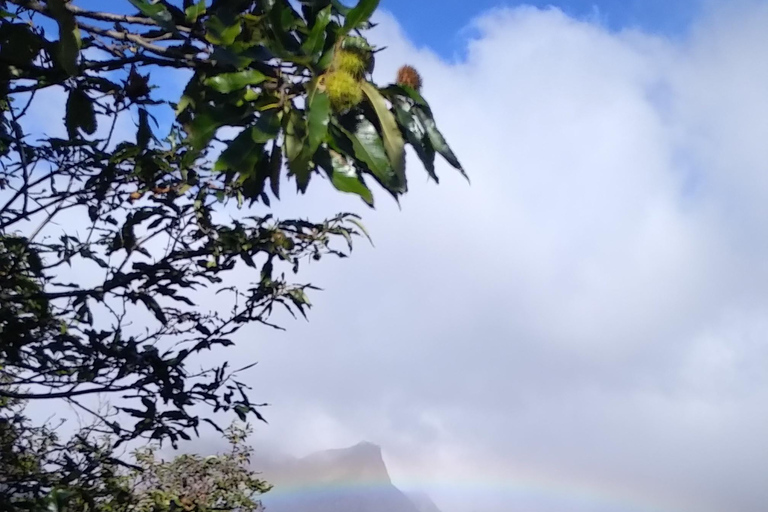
[226,2,768,512]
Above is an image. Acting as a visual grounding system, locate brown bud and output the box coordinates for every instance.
[396,65,423,91]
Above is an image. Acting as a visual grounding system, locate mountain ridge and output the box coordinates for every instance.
[259,442,440,512]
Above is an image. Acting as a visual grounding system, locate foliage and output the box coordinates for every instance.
[130,423,269,512]
[0,0,463,509]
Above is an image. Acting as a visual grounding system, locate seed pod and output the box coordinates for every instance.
[324,70,363,112]
[396,65,423,91]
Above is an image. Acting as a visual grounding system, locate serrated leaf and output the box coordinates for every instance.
[334,117,401,195]
[361,81,405,187]
[412,107,466,179]
[47,0,80,76]
[204,70,267,94]
[319,149,373,206]
[392,99,436,182]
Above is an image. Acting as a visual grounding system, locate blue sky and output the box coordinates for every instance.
[70,1,704,59]
[380,0,702,57]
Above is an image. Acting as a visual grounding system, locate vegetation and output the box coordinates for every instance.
[0,0,464,509]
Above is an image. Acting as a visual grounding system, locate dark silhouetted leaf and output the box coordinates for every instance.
[413,106,467,179]
[65,88,96,138]
[48,0,81,76]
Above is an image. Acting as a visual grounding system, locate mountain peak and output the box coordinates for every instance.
[297,441,390,484]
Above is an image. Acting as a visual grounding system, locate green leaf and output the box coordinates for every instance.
[65,88,96,139]
[47,0,80,76]
[319,149,373,205]
[215,127,262,173]
[251,110,281,143]
[392,99,436,182]
[331,0,352,15]
[302,5,332,57]
[343,0,379,32]
[307,90,331,158]
[204,70,267,94]
[205,15,242,46]
[185,0,206,23]
[334,117,402,194]
[128,0,178,34]
[360,81,405,188]
[185,105,247,150]
[413,107,467,179]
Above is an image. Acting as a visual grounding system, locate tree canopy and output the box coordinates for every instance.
[0,0,464,509]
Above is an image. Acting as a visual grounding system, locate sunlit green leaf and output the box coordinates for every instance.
[392,99,436,182]
[302,5,332,57]
[343,0,379,32]
[205,70,267,94]
[128,0,178,34]
[318,149,373,205]
[185,0,206,23]
[361,81,405,188]
[205,15,242,46]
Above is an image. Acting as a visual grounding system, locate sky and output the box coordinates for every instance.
[16,1,768,511]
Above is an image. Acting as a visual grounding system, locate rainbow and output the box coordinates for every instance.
[261,469,711,512]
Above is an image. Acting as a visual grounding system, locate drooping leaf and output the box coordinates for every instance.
[413,106,467,179]
[302,5,332,57]
[185,104,247,150]
[137,108,153,149]
[269,143,282,199]
[47,0,81,76]
[392,99,436,182]
[215,127,262,174]
[138,294,167,324]
[343,0,379,32]
[204,70,267,94]
[128,0,178,34]
[334,116,402,194]
[284,109,312,192]
[318,149,373,205]
[65,88,96,139]
[360,81,405,188]
[251,110,281,143]
[306,89,331,158]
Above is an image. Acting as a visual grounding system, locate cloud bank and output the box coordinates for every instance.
[220,2,768,512]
